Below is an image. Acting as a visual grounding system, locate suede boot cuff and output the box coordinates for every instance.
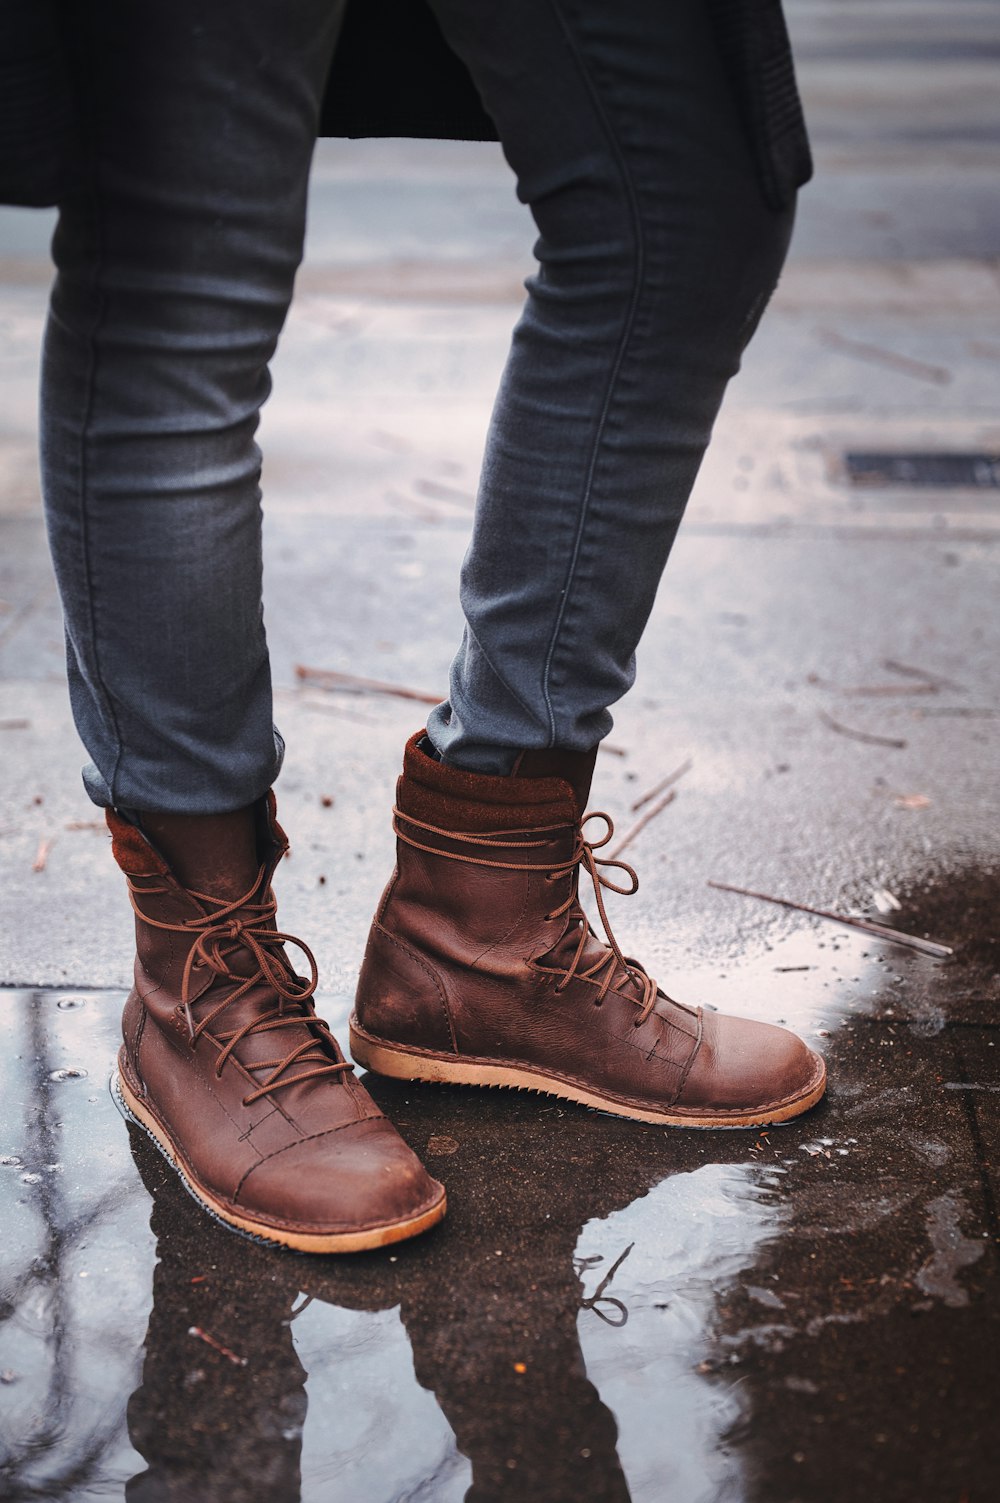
[397,729,579,833]
[105,809,171,877]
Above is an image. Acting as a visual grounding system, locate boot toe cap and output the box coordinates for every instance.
[677,1010,825,1122]
[237,1118,445,1237]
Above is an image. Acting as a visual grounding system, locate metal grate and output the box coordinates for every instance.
[844,452,1000,489]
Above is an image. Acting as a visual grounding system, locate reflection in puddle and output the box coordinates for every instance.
[665,925,884,1045]
[577,1165,786,1503]
[914,1192,986,1309]
[0,995,154,1499]
[295,1305,469,1500]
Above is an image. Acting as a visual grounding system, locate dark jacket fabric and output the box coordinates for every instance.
[0,2,79,206]
[321,0,812,211]
[2,0,810,212]
[321,0,496,144]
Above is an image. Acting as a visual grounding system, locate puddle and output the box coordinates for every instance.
[0,871,995,1502]
[575,1164,786,1503]
[914,1192,986,1308]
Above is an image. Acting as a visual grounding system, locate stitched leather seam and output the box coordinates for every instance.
[536,0,646,744]
[609,1018,699,1108]
[137,1092,440,1233]
[237,1104,280,1143]
[674,1009,705,1102]
[471,877,530,968]
[371,920,458,1053]
[225,1181,443,1235]
[147,1026,254,1146]
[202,1032,303,1130]
[233,1117,388,1201]
[375,865,399,923]
[611,1024,690,1081]
[128,1004,147,1092]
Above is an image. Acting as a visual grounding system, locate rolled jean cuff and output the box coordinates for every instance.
[81,726,286,814]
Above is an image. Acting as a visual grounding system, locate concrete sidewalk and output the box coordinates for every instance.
[1,4,998,1500]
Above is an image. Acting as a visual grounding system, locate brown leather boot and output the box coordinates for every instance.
[109,795,446,1252]
[351,733,826,1127]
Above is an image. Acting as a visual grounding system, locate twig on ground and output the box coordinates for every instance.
[598,742,628,758]
[32,839,53,873]
[883,658,963,692]
[818,710,906,750]
[807,671,936,697]
[294,664,441,705]
[414,477,476,506]
[631,757,692,812]
[384,488,443,523]
[819,328,951,385]
[0,719,30,730]
[297,694,381,726]
[707,880,953,958]
[915,707,997,719]
[844,682,938,697]
[188,1326,248,1367]
[607,790,676,860]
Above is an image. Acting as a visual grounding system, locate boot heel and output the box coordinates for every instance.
[348,1019,449,1081]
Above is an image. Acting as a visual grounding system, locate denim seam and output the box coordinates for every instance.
[72,28,127,808]
[538,0,646,748]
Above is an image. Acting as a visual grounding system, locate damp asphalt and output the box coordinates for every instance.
[2,3,999,1500]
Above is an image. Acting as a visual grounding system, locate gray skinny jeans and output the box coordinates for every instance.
[41,0,797,811]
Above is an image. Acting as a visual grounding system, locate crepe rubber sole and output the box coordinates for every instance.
[349,1019,827,1129]
[111,1061,447,1254]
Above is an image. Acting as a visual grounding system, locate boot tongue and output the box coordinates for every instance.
[204,983,334,1078]
[196,968,339,1081]
[188,881,335,1078]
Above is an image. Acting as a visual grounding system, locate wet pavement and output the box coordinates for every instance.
[1,878,997,1503]
[3,1,1000,1498]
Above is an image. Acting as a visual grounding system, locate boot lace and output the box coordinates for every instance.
[393,808,661,1027]
[128,871,353,1104]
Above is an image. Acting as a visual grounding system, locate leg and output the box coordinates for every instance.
[354,1,824,1127]
[424,0,795,771]
[41,1,446,1250]
[41,0,340,815]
